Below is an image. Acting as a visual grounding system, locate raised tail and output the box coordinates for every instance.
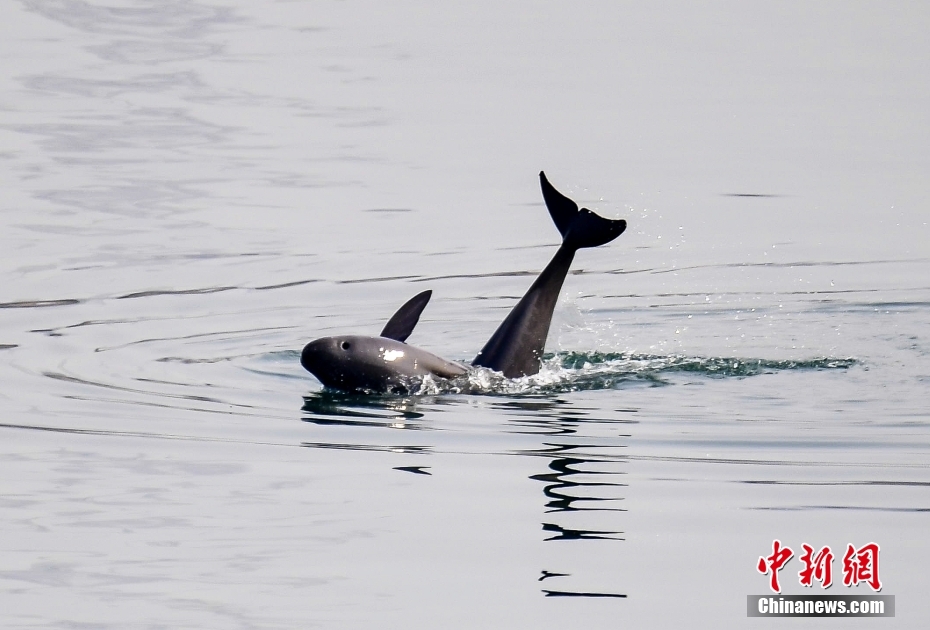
[540,171,626,250]
[472,172,627,378]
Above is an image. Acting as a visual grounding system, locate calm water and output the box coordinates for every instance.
[2,1,929,628]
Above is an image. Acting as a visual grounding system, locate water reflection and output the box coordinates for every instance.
[538,570,570,581]
[542,590,627,599]
[516,400,629,599]
[301,442,431,455]
[541,522,624,541]
[531,456,627,513]
[296,391,630,598]
[301,391,427,426]
[393,465,432,475]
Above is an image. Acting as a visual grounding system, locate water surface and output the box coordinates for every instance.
[1,1,928,628]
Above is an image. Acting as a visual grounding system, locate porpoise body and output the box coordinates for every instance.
[300,172,626,393]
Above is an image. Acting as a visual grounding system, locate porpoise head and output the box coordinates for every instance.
[301,335,398,392]
[301,334,469,393]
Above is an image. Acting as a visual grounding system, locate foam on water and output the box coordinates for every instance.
[273,349,857,397]
[420,352,858,395]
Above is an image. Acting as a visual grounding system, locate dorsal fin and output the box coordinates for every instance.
[380,290,432,342]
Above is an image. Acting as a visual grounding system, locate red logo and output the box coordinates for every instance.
[799,544,834,588]
[757,539,793,593]
[758,541,882,593]
[843,543,882,591]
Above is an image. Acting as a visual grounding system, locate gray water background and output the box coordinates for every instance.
[1,1,928,627]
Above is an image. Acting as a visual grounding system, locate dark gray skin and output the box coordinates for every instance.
[300,172,627,392]
[300,334,467,393]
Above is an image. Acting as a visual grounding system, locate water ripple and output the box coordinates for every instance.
[409,352,857,395]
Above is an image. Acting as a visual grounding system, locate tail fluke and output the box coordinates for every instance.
[540,171,626,250]
[539,171,579,236]
[473,172,627,377]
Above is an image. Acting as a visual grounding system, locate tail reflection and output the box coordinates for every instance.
[297,390,630,599]
[518,400,630,599]
[542,522,624,541]
[531,456,627,513]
